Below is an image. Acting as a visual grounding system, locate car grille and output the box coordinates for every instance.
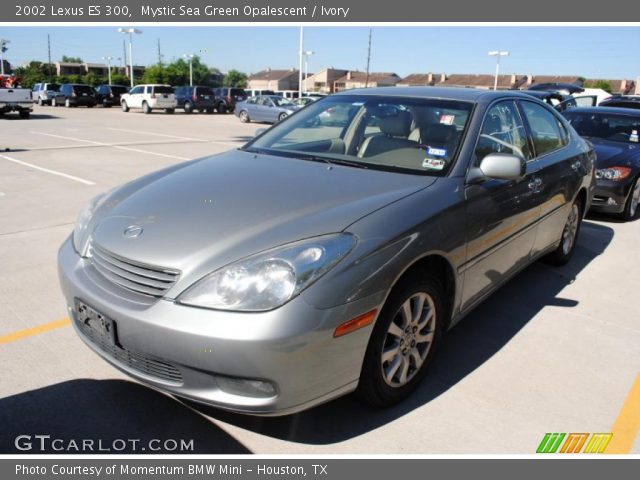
[88,243,180,298]
[77,319,183,384]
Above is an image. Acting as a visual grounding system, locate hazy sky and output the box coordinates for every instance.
[2,26,638,79]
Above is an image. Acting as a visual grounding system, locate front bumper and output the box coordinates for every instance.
[589,179,633,214]
[57,237,380,415]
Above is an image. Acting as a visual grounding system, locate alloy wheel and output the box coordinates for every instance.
[562,203,580,255]
[630,178,640,218]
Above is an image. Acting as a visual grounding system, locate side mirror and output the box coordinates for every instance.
[467,153,526,184]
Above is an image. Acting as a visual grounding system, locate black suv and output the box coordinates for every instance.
[95,84,129,107]
[174,85,216,113]
[56,84,97,107]
[213,87,247,113]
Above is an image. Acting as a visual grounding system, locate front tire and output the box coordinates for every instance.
[358,273,444,408]
[278,112,288,122]
[546,199,583,266]
[239,110,250,123]
[184,102,193,114]
[620,176,640,221]
[65,99,71,108]
[121,101,129,112]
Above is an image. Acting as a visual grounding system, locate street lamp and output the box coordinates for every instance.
[488,51,509,91]
[302,50,315,94]
[102,56,114,85]
[183,53,195,86]
[0,38,10,77]
[118,28,142,87]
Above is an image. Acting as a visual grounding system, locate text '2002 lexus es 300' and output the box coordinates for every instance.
[58,87,595,415]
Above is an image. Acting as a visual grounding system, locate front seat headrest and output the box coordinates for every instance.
[379,111,412,138]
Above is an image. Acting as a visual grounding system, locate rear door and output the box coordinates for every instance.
[461,100,542,310]
[518,100,583,256]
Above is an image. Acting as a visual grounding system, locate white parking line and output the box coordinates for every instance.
[107,127,240,147]
[30,131,191,161]
[0,154,96,186]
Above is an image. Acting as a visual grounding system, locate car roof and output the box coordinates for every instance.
[333,86,536,102]
[563,106,640,116]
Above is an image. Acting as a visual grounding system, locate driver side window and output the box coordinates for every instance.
[475,101,531,164]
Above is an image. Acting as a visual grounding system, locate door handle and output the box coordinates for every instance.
[528,177,542,190]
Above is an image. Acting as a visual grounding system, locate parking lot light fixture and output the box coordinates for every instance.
[102,56,114,85]
[0,38,10,76]
[488,50,509,91]
[302,51,315,94]
[118,28,142,87]
[183,53,195,86]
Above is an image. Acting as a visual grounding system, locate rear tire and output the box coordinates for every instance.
[546,198,583,266]
[620,176,640,221]
[121,101,129,112]
[358,273,444,408]
[65,99,71,108]
[217,103,227,114]
[184,102,193,114]
[239,110,250,123]
[38,98,44,106]
[19,110,30,119]
[142,102,151,114]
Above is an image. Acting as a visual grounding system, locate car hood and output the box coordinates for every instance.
[90,150,435,284]
[589,137,640,168]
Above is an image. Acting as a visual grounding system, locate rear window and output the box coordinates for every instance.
[111,86,127,94]
[153,86,174,94]
[47,84,60,91]
[73,85,94,94]
[197,87,214,96]
[231,89,246,97]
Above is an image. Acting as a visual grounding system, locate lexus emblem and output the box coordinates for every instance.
[123,225,143,238]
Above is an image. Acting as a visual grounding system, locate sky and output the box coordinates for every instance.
[1,26,639,79]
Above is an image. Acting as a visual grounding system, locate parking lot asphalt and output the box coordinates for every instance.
[0,105,638,454]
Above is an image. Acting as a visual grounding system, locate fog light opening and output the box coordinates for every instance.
[215,375,277,398]
[334,309,377,338]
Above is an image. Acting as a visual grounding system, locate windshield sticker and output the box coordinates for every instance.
[426,146,448,157]
[422,158,446,170]
[440,114,455,125]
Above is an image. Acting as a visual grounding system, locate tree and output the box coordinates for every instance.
[585,79,613,93]
[224,69,248,88]
[14,61,49,88]
[61,55,83,63]
[110,71,130,86]
[141,64,168,84]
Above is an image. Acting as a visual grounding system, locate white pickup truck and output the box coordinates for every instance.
[0,86,33,118]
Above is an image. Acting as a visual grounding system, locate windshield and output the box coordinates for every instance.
[564,111,640,144]
[273,96,295,107]
[245,95,473,175]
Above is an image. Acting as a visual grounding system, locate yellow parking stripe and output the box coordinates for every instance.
[0,318,70,345]
[607,373,640,453]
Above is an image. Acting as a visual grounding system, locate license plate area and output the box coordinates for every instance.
[75,300,118,347]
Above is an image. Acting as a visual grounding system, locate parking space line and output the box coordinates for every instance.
[0,154,96,186]
[607,373,640,453]
[107,127,240,147]
[0,318,70,345]
[31,131,191,161]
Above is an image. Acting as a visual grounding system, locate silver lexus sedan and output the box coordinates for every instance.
[58,88,595,415]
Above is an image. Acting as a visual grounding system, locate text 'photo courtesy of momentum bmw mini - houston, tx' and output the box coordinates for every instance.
[58,87,595,415]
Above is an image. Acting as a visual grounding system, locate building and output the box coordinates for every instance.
[247,68,300,91]
[84,63,109,77]
[397,73,445,87]
[441,73,528,90]
[585,78,636,95]
[333,71,401,91]
[120,65,145,80]
[303,68,349,93]
[55,62,85,76]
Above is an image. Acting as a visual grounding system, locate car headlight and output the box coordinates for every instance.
[595,166,632,181]
[177,233,357,312]
[72,192,108,256]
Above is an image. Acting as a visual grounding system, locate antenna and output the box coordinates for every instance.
[365,29,372,88]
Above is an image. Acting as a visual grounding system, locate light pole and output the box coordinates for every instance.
[118,28,142,87]
[0,38,10,77]
[488,51,509,91]
[102,56,114,85]
[302,50,315,95]
[183,54,195,86]
[298,27,304,99]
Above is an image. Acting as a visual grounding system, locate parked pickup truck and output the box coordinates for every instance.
[0,86,33,118]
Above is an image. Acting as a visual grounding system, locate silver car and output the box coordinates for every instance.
[235,95,300,124]
[58,88,595,415]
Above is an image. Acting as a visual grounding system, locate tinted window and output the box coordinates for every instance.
[153,86,174,94]
[46,83,60,91]
[231,88,246,97]
[197,87,214,96]
[520,102,565,156]
[73,85,94,94]
[111,86,127,95]
[563,111,640,144]
[476,101,531,163]
[129,86,143,94]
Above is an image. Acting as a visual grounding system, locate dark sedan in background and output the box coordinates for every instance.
[174,85,216,114]
[563,107,640,220]
[235,95,300,123]
[94,84,128,107]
